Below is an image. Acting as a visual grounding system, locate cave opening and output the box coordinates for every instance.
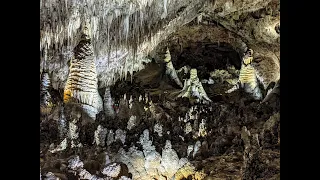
[169,41,242,79]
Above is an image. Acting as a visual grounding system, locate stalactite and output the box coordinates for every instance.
[161,0,168,19]
[124,14,130,43]
[42,0,208,88]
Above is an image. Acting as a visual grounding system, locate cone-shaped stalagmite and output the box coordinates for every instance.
[104,86,116,119]
[63,25,103,120]
[164,47,183,88]
[225,49,262,100]
[177,68,211,104]
[40,71,54,116]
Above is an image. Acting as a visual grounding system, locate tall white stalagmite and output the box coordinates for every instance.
[104,86,116,119]
[164,48,183,88]
[40,71,54,116]
[63,25,103,120]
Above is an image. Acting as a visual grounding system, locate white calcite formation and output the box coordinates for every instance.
[159,140,182,178]
[115,129,127,144]
[49,138,68,153]
[58,106,68,140]
[177,68,212,104]
[185,122,193,135]
[43,172,58,180]
[198,119,207,138]
[107,130,115,146]
[154,122,163,137]
[69,118,82,148]
[127,115,137,130]
[40,71,54,116]
[163,47,183,88]
[187,145,194,157]
[192,140,202,158]
[112,129,200,179]
[93,125,108,147]
[104,86,116,119]
[67,156,106,180]
[102,162,122,178]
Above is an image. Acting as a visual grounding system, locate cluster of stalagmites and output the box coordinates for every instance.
[111,129,206,180]
[164,46,279,104]
[41,42,279,151]
[42,155,131,180]
[42,128,207,180]
[42,88,217,179]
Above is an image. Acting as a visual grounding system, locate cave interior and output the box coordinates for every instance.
[40,0,280,179]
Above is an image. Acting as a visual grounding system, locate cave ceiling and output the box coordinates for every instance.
[40,0,279,89]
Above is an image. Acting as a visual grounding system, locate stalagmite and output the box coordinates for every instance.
[177,68,212,104]
[63,24,103,120]
[104,86,116,119]
[40,71,54,116]
[225,49,263,100]
[164,47,183,88]
[58,106,67,140]
[93,125,108,147]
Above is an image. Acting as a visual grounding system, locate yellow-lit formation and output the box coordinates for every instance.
[63,29,103,120]
[226,49,262,100]
[173,162,207,180]
[190,68,198,80]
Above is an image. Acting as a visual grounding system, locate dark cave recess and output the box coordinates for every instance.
[166,41,242,79]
